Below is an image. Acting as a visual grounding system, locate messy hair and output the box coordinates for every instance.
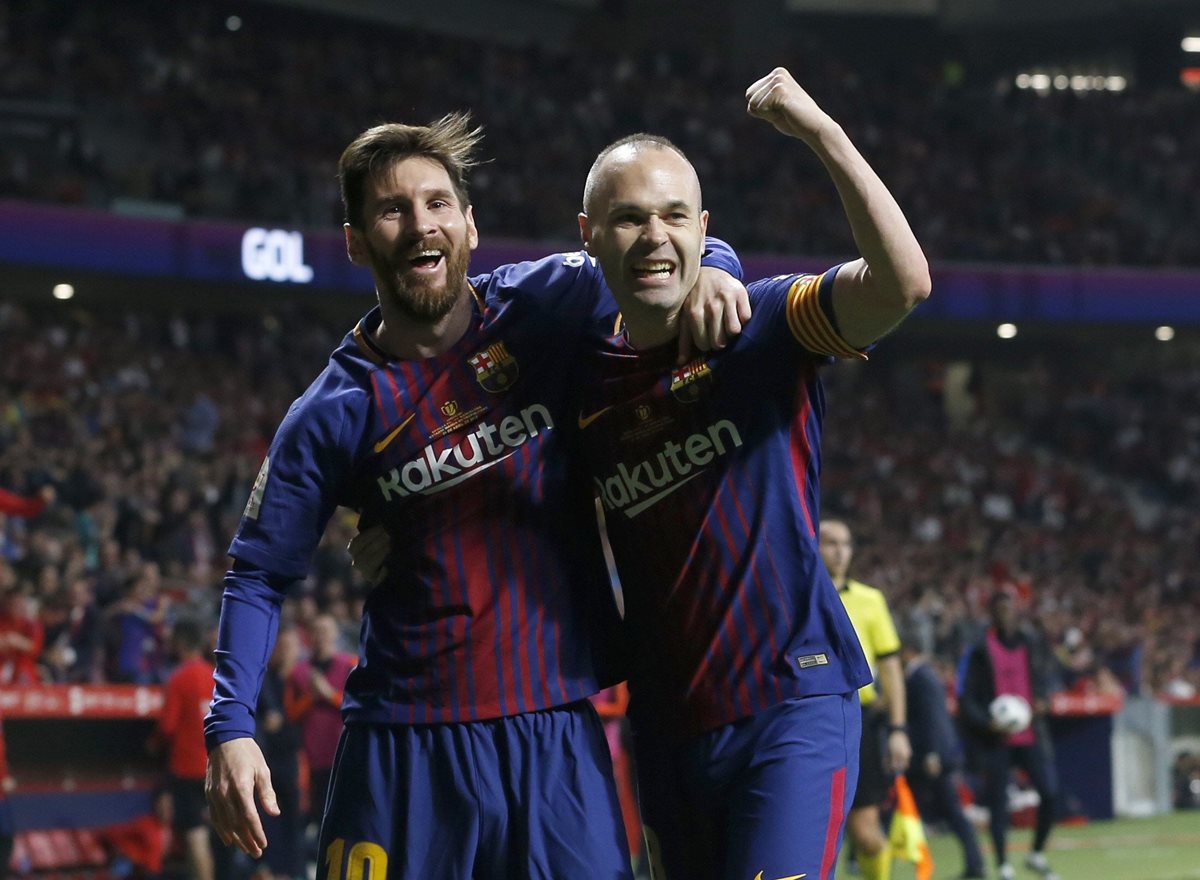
[339,111,483,229]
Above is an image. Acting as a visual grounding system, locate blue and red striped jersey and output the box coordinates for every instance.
[576,268,873,736]
[230,254,619,725]
[219,243,742,731]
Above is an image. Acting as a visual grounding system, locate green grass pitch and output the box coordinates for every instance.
[883,811,1200,880]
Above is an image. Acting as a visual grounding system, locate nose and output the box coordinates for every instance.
[408,204,437,238]
[640,214,668,246]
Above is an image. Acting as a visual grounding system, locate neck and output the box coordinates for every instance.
[832,572,849,589]
[375,286,474,359]
[621,306,680,351]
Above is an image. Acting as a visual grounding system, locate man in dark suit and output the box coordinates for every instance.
[900,630,985,879]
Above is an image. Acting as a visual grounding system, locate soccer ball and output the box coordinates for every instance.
[989,694,1032,734]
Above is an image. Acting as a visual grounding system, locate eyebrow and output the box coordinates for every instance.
[370,188,458,208]
[606,200,692,217]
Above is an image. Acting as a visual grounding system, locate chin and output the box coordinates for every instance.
[385,281,460,323]
[630,286,684,312]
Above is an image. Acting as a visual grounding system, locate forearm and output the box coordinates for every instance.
[809,122,928,307]
[701,236,744,281]
[204,563,289,749]
[878,655,907,727]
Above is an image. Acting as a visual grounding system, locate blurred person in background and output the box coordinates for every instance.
[821,519,912,880]
[0,484,53,520]
[0,586,43,684]
[102,561,169,683]
[900,627,985,879]
[286,614,354,843]
[38,576,101,682]
[153,617,217,880]
[0,710,13,876]
[959,592,1059,880]
[256,625,304,880]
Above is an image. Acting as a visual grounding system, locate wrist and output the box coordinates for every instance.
[888,723,908,734]
[802,116,845,152]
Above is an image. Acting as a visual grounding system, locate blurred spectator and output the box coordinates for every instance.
[256,625,304,880]
[151,617,216,880]
[0,587,43,684]
[286,614,355,836]
[0,712,13,875]
[38,575,100,682]
[901,629,985,879]
[0,485,52,519]
[102,561,169,684]
[1173,752,1200,810]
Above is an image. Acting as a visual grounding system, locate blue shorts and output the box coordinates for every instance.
[317,700,632,880]
[632,692,860,880]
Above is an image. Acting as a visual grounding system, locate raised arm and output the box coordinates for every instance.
[746,67,930,348]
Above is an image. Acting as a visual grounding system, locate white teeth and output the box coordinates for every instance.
[414,249,442,259]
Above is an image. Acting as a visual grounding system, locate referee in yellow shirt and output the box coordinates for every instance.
[820,519,911,880]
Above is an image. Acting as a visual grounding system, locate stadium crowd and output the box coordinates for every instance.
[2,0,1199,268]
[2,301,1198,703]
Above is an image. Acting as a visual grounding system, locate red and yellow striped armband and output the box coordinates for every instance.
[785,273,868,360]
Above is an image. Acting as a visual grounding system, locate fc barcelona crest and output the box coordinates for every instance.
[669,358,712,403]
[469,342,519,393]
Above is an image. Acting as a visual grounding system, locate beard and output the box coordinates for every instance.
[367,236,472,323]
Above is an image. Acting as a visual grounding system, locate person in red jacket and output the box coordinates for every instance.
[154,618,216,880]
[0,485,52,519]
[0,587,43,685]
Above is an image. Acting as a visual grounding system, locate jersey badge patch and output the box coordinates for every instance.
[796,653,829,669]
[469,342,519,393]
[669,358,713,403]
[244,456,270,521]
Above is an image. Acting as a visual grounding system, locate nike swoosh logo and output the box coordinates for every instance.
[577,406,613,430]
[373,413,416,453]
[753,873,806,880]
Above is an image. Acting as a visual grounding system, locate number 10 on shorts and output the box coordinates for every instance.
[325,839,388,880]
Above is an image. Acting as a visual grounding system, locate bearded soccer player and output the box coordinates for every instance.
[574,68,930,880]
[203,113,748,879]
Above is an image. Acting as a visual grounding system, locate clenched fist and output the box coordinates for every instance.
[745,67,835,144]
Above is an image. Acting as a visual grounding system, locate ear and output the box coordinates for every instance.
[344,223,367,266]
[699,209,709,242]
[578,212,591,249]
[464,205,479,251]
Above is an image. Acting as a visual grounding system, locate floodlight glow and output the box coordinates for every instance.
[1071,75,1088,90]
[52,283,74,300]
[1106,76,1127,91]
[1030,74,1051,90]
[1182,37,1200,53]
[997,323,1018,339]
[226,15,242,31]
[1015,74,1032,89]
[1155,326,1175,342]
[1053,75,1069,89]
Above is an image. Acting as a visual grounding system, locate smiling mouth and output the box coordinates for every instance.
[407,249,445,271]
[631,261,676,280]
